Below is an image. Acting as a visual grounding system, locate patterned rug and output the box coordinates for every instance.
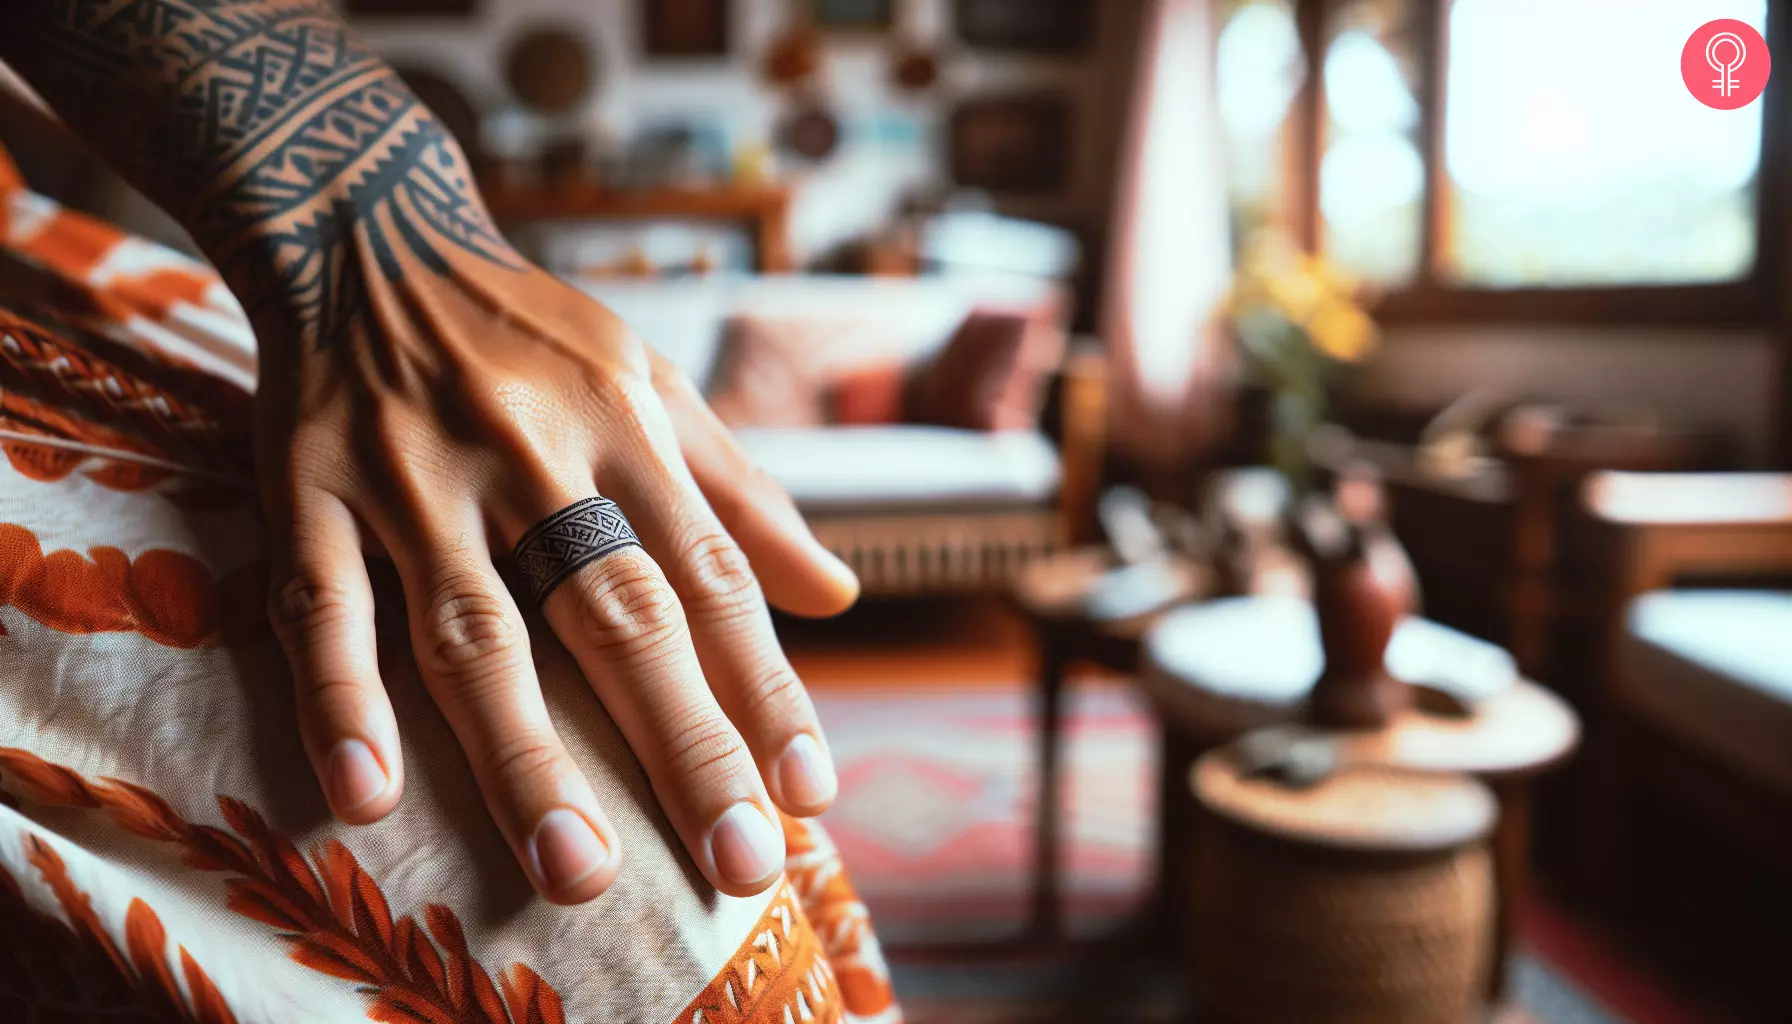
[813,683,1636,1023]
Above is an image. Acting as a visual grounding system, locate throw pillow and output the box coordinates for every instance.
[905,310,1058,432]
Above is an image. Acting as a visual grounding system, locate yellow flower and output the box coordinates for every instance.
[1266,269,1326,324]
[1305,298,1377,363]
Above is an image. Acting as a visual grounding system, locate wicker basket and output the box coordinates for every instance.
[1188,755,1496,1024]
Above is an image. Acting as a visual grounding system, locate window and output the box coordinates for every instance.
[1215,0,1782,322]
[1444,0,1764,287]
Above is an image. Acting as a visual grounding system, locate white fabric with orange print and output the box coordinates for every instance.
[0,156,899,1024]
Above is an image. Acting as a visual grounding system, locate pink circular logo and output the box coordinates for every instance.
[1682,19,1771,109]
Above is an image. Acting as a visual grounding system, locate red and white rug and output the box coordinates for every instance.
[814,682,1711,1024]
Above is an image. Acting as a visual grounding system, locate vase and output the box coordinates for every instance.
[1289,477,1419,730]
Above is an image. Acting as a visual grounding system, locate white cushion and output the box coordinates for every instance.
[735,426,1060,511]
[1620,589,1792,792]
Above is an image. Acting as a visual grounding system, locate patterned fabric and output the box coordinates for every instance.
[0,158,899,1024]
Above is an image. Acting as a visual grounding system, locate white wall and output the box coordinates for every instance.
[348,0,1137,265]
[1348,325,1782,465]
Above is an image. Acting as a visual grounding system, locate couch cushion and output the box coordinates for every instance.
[1618,589,1792,794]
[575,273,1066,391]
[735,426,1060,511]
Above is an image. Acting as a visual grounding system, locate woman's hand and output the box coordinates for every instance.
[257,231,858,903]
[0,0,861,903]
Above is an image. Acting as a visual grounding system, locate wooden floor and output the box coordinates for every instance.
[777,595,1042,692]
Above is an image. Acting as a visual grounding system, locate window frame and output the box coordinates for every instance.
[1284,0,1789,327]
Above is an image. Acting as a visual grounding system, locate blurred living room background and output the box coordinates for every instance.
[5,0,1789,1021]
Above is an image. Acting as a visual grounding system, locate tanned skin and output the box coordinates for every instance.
[0,1,859,904]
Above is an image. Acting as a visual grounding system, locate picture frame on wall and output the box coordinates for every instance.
[642,0,731,58]
[948,94,1072,194]
[953,0,1091,54]
[809,0,895,33]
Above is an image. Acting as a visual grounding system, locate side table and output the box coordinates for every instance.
[1140,595,1579,1002]
[1189,752,1497,1023]
[1010,547,1205,943]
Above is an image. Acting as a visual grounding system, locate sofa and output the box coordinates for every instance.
[576,274,1105,595]
[1580,471,1792,1014]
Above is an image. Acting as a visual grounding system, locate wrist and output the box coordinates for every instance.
[198,107,519,353]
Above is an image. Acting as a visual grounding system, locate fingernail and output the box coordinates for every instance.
[708,802,783,887]
[775,733,837,810]
[326,739,389,813]
[530,808,610,892]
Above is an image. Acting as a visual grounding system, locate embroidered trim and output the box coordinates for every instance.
[780,815,900,1023]
[674,880,843,1024]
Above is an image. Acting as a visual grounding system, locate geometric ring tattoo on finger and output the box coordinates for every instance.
[510,496,642,608]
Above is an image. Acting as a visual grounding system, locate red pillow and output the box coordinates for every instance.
[905,311,1056,432]
[827,363,909,425]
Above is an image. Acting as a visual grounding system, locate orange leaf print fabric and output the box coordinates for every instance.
[0,523,220,647]
[0,143,899,1024]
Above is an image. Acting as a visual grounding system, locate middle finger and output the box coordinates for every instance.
[385,504,620,904]
[503,488,785,899]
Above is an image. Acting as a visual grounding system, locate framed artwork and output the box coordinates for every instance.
[953,0,1092,54]
[343,0,475,14]
[948,95,1071,193]
[809,0,895,32]
[642,0,730,58]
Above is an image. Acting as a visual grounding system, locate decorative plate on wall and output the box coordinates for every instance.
[954,0,1092,54]
[949,94,1072,193]
[641,0,730,58]
[762,27,822,87]
[503,25,594,115]
[778,104,842,163]
[889,46,940,92]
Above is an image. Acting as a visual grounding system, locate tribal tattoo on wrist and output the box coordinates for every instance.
[3,0,521,349]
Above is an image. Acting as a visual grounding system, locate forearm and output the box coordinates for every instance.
[0,0,515,352]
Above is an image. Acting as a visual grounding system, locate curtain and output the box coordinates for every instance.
[1098,0,1236,477]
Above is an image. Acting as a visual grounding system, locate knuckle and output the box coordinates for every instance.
[418,573,526,679]
[293,674,366,707]
[573,556,685,660]
[269,573,356,637]
[658,711,752,788]
[482,735,563,791]
[739,666,805,719]
[592,372,661,435]
[678,531,760,618]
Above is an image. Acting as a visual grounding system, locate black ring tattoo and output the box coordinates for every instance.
[511,497,642,607]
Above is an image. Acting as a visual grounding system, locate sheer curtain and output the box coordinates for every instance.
[1099,0,1235,475]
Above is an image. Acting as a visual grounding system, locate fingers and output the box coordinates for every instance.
[614,466,839,820]
[390,519,619,905]
[265,490,402,825]
[523,495,785,898]
[653,356,858,618]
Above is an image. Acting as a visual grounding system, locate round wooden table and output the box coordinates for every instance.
[1140,595,1579,1002]
[1009,547,1206,942]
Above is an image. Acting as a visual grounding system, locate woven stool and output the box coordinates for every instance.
[1188,748,1497,1024]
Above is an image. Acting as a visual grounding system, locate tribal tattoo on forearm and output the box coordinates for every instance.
[0,0,520,348]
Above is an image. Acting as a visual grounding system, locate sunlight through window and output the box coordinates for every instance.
[1443,0,1766,286]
